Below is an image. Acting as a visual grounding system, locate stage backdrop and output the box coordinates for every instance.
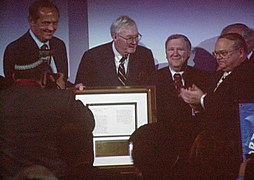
[1,0,254,82]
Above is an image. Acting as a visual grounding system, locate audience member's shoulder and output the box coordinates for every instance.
[14,165,58,180]
[130,122,169,143]
[45,88,75,99]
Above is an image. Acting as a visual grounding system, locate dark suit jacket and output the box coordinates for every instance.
[75,42,156,87]
[202,60,254,134]
[0,86,95,178]
[153,66,211,160]
[198,60,254,174]
[154,65,210,124]
[3,31,68,83]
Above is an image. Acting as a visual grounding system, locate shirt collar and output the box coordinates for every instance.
[223,71,231,78]
[168,66,184,78]
[112,42,129,62]
[29,29,49,49]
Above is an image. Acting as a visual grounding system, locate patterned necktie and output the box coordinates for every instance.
[174,73,183,93]
[118,56,127,86]
[40,44,51,65]
[41,44,48,50]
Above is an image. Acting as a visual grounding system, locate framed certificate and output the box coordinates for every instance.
[75,86,156,167]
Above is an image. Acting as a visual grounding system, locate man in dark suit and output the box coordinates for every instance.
[0,53,95,178]
[154,34,210,124]
[3,0,68,86]
[75,15,155,87]
[150,34,210,171]
[181,33,254,177]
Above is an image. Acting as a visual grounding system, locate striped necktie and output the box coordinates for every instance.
[174,73,183,93]
[118,56,127,86]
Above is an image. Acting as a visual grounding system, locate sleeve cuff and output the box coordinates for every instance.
[200,94,207,110]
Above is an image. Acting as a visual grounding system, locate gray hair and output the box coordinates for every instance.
[110,16,138,37]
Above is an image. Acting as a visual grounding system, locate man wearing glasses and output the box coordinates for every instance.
[75,15,156,87]
[180,33,254,178]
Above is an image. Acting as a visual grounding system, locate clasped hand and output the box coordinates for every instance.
[180,84,204,107]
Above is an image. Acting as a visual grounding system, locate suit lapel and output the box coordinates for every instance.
[161,67,175,93]
[103,45,119,84]
[25,32,40,52]
[127,54,136,81]
[127,53,145,83]
[23,32,41,64]
[210,71,223,92]
[179,66,194,88]
[183,67,191,88]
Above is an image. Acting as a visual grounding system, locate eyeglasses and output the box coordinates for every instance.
[118,33,142,43]
[212,48,239,58]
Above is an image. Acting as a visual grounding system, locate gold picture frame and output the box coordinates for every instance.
[75,86,156,167]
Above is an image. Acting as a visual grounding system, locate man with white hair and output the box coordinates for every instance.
[75,15,156,87]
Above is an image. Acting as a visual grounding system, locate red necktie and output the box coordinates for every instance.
[41,44,48,50]
[174,73,183,93]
